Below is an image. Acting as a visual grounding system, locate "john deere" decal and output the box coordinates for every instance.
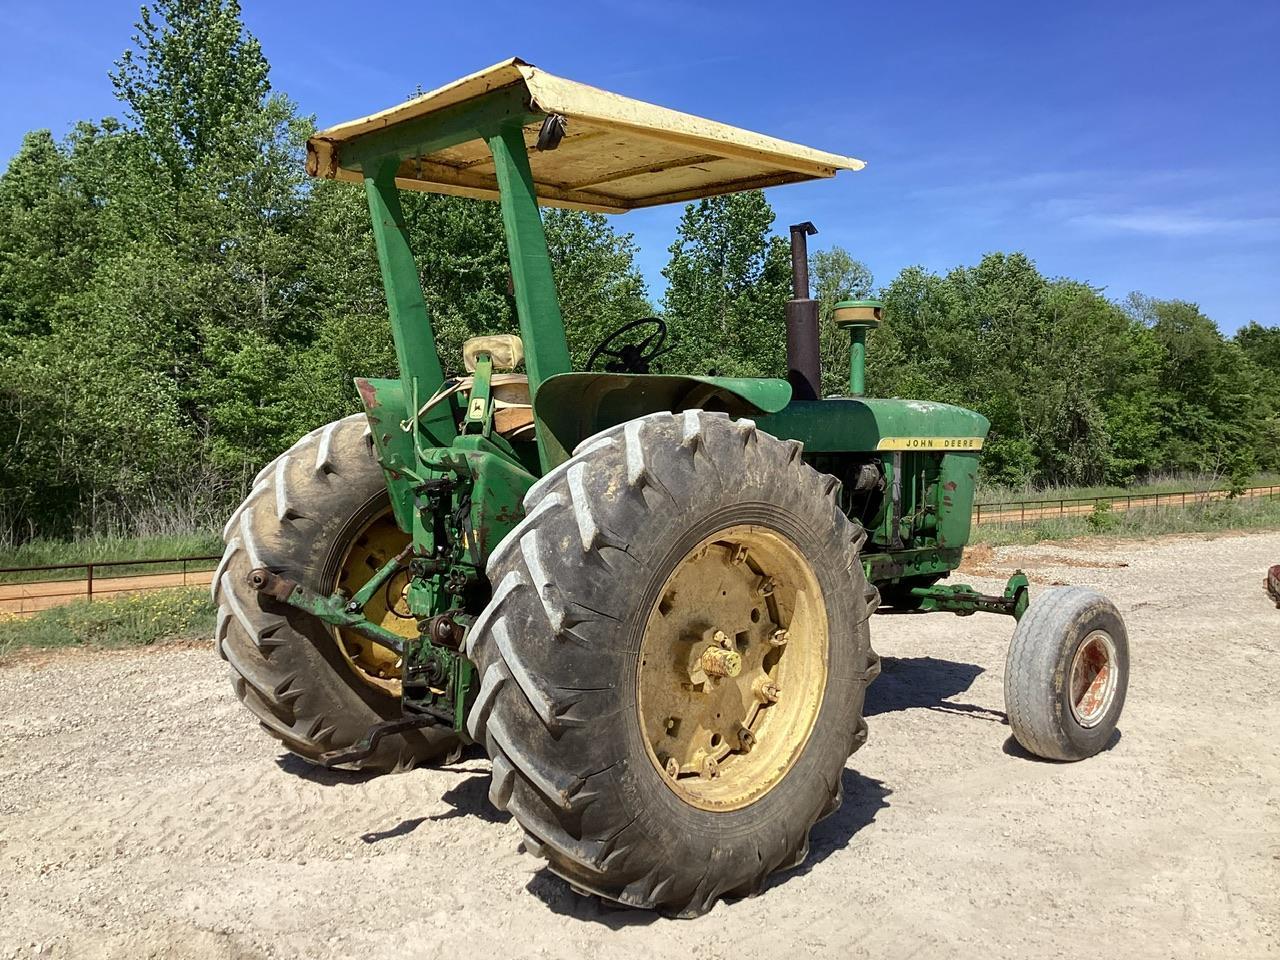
[875,436,985,451]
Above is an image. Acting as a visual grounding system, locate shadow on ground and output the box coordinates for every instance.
[865,655,1005,722]
[275,741,489,788]
[770,768,891,885]
[526,768,891,927]
[274,741,508,841]
[275,753,383,785]
[358,770,511,843]
[1001,727,1123,762]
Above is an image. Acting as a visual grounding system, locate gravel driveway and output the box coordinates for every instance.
[2,530,1277,959]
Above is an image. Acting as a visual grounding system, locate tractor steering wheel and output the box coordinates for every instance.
[586,317,671,374]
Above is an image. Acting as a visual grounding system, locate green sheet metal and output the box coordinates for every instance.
[533,373,793,465]
[757,398,989,453]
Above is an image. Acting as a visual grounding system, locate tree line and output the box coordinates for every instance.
[1,0,1276,543]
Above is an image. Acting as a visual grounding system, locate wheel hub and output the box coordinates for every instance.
[699,635,743,678]
[1069,629,1118,728]
[332,507,415,697]
[636,524,828,811]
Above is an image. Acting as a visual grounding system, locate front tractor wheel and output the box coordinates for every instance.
[1004,587,1129,761]
[465,412,879,916]
[213,414,460,772]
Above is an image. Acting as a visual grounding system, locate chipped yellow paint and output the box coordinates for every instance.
[306,57,864,213]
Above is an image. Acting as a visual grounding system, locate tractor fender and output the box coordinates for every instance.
[532,372,792,466]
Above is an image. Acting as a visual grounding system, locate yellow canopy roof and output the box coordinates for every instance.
[306,58,864,214]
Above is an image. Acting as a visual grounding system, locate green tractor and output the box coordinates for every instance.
[214,58,1129,916]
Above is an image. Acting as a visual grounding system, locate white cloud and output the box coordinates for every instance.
[1067,210,1280,237]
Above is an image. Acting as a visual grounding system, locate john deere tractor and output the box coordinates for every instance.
[215,58,1129,916]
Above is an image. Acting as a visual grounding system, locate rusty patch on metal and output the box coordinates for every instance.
[355,377,380,410]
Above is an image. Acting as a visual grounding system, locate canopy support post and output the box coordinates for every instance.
[486,122,572,469]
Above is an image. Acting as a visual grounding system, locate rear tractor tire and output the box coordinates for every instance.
[213,414,461,772]
[465,411,880,916]
[1005,587,1129,761]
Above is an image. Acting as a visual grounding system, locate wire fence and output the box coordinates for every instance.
[0,555,220,616]
[1,483,1277,615]
[972,484,1280,527]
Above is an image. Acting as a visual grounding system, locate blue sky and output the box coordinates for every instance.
[2,0,1277,331]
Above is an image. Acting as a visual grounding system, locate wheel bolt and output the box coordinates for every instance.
[665,757,680,779]
[753,677,781,703]
[770,629,789,646]
[737,726,756,750]
[700,756,719,779]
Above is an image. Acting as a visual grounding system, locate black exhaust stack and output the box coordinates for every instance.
[785,221,821,401]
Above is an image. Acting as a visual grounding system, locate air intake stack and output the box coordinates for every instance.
[832,299,882,397]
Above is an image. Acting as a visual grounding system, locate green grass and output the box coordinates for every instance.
[0,588,216,659]
[973,494,1280,546]
[973,471,1280,508]
[0,531,223,584]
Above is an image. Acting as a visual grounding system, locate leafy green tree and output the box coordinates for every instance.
[110,0,270,189]
[543,208,652,369]
[1235,321,1280,373]
[875,254,1160,486]
[812,247,874,396]
[1234,322,1280,470]
[661,191,791,376]
[1127,295,1264,476]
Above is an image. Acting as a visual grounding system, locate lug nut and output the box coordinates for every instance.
[713,629,733,649]
[737,727,756,750]
[770,629,789,646]
[665,757,680,779]
[753,677,781,703]
[700,756,719,779]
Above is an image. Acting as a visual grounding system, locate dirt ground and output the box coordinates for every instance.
[1,530,1277,959]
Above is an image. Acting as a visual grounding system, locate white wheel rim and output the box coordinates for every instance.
[1068,630,1118,728]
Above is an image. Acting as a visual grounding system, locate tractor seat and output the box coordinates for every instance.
[460,334,534,441]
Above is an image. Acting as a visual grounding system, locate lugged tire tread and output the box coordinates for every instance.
[214,414,458,772]
[466,411,878,916]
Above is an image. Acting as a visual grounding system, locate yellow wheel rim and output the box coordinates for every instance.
[333,507,415,697]
[636,524,828,812]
